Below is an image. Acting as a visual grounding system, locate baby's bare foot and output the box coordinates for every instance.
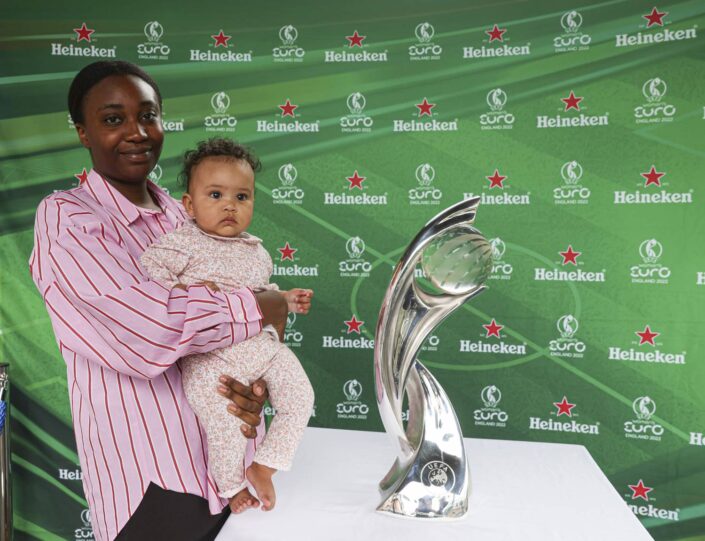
[229,487,260,514]
[246,462,277,511]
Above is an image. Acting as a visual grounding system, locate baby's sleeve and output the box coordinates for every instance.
[139,234,191,288]
[258,243,279,291]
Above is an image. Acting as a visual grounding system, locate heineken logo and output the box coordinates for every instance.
[463,24,531,59]
[625,480,680,521]
[51,23,117,58]
[189,30,253,62]
[616,7,696,47]
[537,91,609,128]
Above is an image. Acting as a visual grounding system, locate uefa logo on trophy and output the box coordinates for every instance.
[374,197,492,519]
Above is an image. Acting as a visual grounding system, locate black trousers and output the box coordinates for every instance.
[115,482,230,541]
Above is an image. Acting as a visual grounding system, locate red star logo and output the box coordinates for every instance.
[73,23,95,43]
[483,319,503,338]
[559,245,581,266]
[278,99,298,117]
[553,396,576,417]
[561,91,583,112]
[643,7,667,27]
[74,168,89,184]
[277,242,297,261]
[345,30,366,47]
[344,315,364,334]
[641,166,665,187]
[628,480,654,501]
[636,325,659,346]
[416,98,435,117]
[346,170,366,190]
[486,169,507,189]
[485,24,507,42]
[211,30,232,48]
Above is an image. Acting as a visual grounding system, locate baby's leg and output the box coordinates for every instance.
[247,347,314,510]
[180,352,255,511]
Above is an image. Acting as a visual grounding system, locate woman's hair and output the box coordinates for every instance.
[180,138,262,191]
[68,60,163,124]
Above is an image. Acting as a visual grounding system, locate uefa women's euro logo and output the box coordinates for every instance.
[480,88,514,130]
[273,25,305,62]
[272,163,305,205]
[340,92,373,133]
[409,22,442,60]
[634,77,676,124]
[204,92,238,132]
[631,239,670,285]
[408,163,442,205]
[553,160,590,205]
[554,10,592,52]
[137,21,170,60]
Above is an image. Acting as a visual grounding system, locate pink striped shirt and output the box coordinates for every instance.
[29,169,264,541]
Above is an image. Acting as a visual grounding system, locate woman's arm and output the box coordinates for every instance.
[31,197,264,379]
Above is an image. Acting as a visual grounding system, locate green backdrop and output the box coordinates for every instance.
[1,0,704,539]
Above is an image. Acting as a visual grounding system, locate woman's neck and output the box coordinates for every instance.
[102,175,161,211]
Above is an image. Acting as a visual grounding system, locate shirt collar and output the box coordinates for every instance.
[83,168,182,226]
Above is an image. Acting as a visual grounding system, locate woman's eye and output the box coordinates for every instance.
[209,191,222,199]
[104,115,122,125]
[142,111,159,122]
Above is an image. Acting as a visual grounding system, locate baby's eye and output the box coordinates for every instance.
[209,191,222,199]
[237,193,249,201]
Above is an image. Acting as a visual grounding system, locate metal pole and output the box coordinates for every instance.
[0,363,11,541]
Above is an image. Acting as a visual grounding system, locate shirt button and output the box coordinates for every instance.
[237,312,244,320]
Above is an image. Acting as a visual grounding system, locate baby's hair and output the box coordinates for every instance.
[180,138,262,191]
[68,60,162,124]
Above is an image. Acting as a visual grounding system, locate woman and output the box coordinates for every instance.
[29,60,305,541]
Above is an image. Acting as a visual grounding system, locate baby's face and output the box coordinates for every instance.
[183,157,255,237]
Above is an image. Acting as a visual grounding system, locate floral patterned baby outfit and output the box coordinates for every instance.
[140,221,314,497]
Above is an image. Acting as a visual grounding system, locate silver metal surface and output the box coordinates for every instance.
[0,363,11,541]
[374,198,491,519]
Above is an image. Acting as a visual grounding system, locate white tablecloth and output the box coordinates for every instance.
[217,427,652,540]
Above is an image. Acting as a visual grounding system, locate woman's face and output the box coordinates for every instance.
[76,74,163,184]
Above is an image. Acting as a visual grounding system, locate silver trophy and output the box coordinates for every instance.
[374,197,491,519]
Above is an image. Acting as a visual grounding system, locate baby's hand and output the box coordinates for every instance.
[283,288,313,314]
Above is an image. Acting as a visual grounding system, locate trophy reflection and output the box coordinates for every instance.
[374,197,491,519]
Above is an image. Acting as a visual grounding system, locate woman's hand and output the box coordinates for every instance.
[283,288,313,314]
[217,376,269,439]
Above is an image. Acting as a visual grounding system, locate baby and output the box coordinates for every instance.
[140,137,314,513]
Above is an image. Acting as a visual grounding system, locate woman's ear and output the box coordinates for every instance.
[75,123,90,149]
[182,192,195,218]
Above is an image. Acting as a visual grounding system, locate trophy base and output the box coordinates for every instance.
[376,361,470,520]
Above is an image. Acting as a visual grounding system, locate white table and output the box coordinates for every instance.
[217,427,652,540]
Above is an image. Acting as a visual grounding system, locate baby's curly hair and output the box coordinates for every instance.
[180,138,262,191]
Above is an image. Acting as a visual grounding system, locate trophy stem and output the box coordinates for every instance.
[377,360,469,519]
